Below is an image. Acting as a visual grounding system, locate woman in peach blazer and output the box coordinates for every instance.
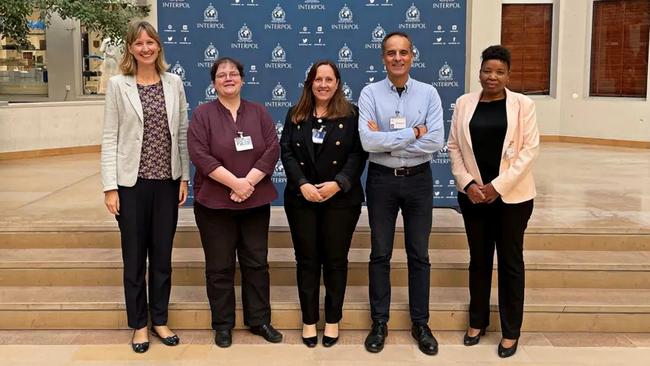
[447,45,539,359]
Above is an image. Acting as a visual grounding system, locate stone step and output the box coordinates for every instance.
[3,230,650,251]
[1,248,649,288]
[1,286,648,332]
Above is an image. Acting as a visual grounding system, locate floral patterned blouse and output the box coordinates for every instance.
[137,81,172,180]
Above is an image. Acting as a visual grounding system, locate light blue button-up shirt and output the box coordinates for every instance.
[358,76,444,168]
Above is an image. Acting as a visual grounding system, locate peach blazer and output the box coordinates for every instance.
[447,88,539,204]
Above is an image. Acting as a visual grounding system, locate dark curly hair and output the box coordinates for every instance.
[481,45,511,70]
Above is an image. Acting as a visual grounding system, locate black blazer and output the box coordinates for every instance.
[280,105,367,208]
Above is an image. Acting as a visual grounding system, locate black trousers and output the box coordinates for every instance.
[116,178,180,329]
[458,193,534,339]
[366,164,433,325]
[194,202,272,331]
[285,203,361,324]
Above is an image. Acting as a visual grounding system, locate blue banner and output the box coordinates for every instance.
[158,0,466,207]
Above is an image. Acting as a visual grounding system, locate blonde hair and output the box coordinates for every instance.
[119,20,168,75]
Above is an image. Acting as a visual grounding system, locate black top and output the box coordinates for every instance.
[280,105,368,208]
[469,98,507,184]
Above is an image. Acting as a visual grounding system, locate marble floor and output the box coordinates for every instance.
[1,142,649,364]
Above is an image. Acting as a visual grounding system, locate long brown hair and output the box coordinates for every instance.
[119,20,168,76]
[291,60,354,124]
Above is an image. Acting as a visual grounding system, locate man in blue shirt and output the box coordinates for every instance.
[358,31,444,356]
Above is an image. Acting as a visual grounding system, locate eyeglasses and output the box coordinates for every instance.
[215,72,241,80]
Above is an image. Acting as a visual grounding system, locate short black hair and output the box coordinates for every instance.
[381,31,413,54]
[481,45,511,70]
[210,57,245,81]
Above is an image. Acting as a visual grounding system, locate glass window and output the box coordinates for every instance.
[501,4,553,95]
[590,0,649,97]
[0,10,48,98]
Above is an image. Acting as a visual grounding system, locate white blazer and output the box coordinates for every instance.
[101,72,190,192]
[447,88,539,203]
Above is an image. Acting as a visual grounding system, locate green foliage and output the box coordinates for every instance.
[1,0,150,49]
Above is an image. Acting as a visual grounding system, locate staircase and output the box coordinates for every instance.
[1,217,650,332]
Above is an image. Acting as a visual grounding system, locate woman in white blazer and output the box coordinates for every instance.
[447,45,539,358]
[100,21,189,353]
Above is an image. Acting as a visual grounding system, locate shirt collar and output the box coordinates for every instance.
[384,76,412,94]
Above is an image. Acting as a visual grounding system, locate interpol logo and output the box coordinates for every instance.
[411,45,426,68]
[399,3,426,29]
[231,24,259,49]
[432,145,450,164]
[364,24,385,49]
[205,84,217,100]
[197,3,225,29]
[170,61,192,87]
[161,0,190,9]
[438,62,453,81]
[265,44,293,69]
[272,160,287,184]
[337,44,359,69]
[433,0,461,9]
[298,62,313,88]
[265,83,292,108]
[331,4,359,30]
[298,0,325,11]
[204,43,219,61]
[265,4,292,30]
[275,121,284,137]
[342,83,353,101]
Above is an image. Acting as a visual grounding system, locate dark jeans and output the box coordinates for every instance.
[366,163,433,325]
[194,202,272,331]
[116,178,180,329]
[285,204,361,324]
[458,193,534,339]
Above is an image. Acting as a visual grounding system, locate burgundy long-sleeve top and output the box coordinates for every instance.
[188,99,280,210]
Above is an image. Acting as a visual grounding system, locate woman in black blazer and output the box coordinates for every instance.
[280,60,367,348]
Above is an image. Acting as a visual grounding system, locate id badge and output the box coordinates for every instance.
[312,127,326,144]
[234,132,253,151]
[389,116,407,129]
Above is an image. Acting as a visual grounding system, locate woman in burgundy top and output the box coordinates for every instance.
[100,21,189,353]
[188,57,282,348]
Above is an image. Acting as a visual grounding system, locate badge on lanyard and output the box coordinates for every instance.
[234,131,253,151]
[312,125,326,144]
[389,111,407,129]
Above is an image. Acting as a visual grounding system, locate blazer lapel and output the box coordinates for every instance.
[462,92,481,149]
[124,75,144,123]
[502,88,519,157]
[302,117,316,163]
[320,117,338,147]
[161,73,175,130]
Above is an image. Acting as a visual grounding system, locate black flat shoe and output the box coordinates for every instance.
[463,328,486,346]
[214,329,232,348]
[151,328,180,346]
[250,324,283,343]
[411,324,438,356]
[364,321,387,353]
[322,335,338,347]
[302,336,318,348]
[131,330,149,353]
[498,339,519,358]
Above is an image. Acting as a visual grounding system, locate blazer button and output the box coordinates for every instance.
[332,160,338,165]
[296,142,301,147]
[297,125,301,130]
[338,123,343,129]
[335,141,341,146]
[300,162,304,166]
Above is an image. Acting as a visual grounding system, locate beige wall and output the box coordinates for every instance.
[2,0,649,153]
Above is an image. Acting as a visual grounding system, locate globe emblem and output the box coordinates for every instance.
[238,24,253,42]
[271,5,285,23]
[413,46,420,62]
[338,44,353,62]
[171,62,186,80]
[275,122,284,137]
[205,84,217,100]
[271,44,286,62]
[438,62,453,81]
[272,83,286,100]
[342,83,353,101]
[204,4,218,21]
[406,4,420,22]
[204,43,218,61]
[338,5,353,23]
[274,160,285,174]
[372,25,385,42]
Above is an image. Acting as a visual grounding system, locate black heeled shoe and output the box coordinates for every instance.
[131,330,149,353]
[302,335,318,348]
[151,327,180,346]
[322,335,338,347]
[498,338,519,358]
[463,328,486,346]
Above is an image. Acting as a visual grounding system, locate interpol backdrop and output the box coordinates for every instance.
[158,0,466,207]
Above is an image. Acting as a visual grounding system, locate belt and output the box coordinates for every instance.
[369,162,429,177]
